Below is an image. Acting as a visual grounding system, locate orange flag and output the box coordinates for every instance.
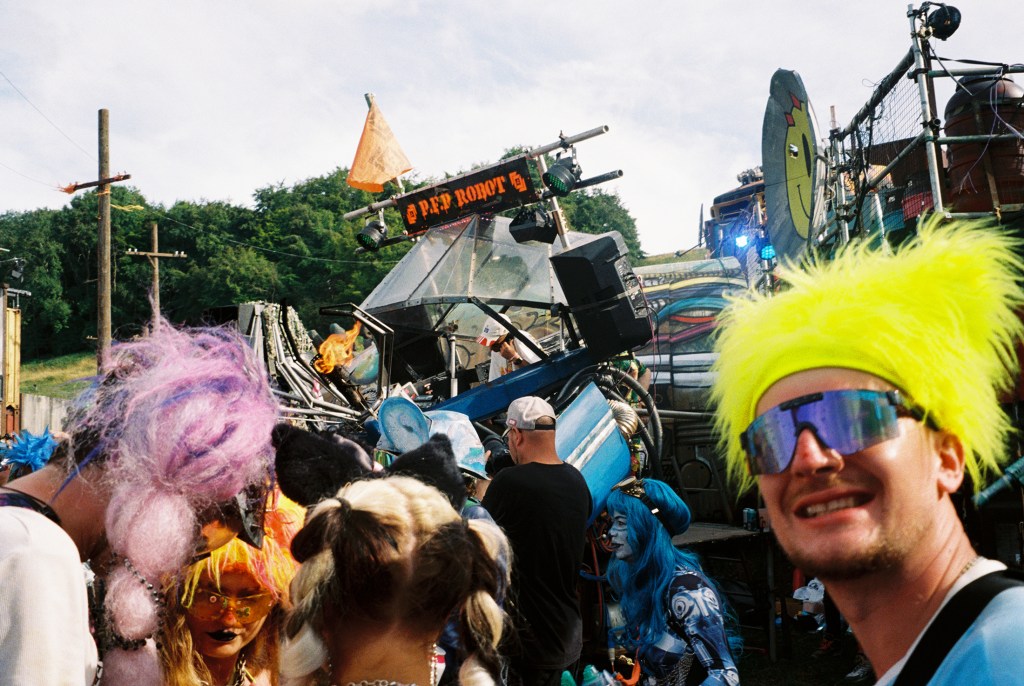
[347,98,413,192]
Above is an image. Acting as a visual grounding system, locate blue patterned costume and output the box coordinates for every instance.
[606,479,740,686]
[637,565,739,686]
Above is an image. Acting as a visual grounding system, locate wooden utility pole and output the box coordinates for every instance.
[126,221,187,333]
[97,109,110,367]
[61,110,130,369]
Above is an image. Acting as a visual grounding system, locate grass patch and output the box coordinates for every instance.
[637,248,711,267]
[21,351,97,399]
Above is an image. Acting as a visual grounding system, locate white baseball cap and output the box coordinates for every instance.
[506,396,557,431]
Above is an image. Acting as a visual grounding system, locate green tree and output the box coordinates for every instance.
[175,246,282,321]
[0,209,70,358]
[558,188,644,262]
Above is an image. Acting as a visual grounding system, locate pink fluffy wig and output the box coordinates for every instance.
[60,319,279,686]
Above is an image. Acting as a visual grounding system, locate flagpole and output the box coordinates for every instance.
[363,92,404,193]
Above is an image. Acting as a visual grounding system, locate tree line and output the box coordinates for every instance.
[0,164,643,361]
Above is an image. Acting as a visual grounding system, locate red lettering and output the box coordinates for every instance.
[493,176,507,194]
[455,188,468,208]
[406,204,418,225]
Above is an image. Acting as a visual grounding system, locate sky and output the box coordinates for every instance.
[0,1,1018,257]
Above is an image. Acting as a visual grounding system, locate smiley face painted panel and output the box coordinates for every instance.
[784,93,815,239]
[762,69,822,264]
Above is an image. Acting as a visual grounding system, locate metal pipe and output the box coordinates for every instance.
[446,329,458,398]
[909,8,947,213]
[924,65,1024,79]
[945,210,1022,219]
[539,169,624,200]
[933,134,1022,144]
[342,196,399,221]
[281,404,362,421]
[831,134,851,245]
[638,408,714,420]
[527,125,610,158]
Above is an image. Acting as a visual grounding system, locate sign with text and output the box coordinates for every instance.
[397,157,538,233]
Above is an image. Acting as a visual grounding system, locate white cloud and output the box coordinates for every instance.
[1,0,1017,255]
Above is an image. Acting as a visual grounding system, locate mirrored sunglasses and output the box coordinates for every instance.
[740,389,928,476]
[184,587,275,624]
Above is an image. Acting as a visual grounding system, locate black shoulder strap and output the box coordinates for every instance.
[0,487,62,526]
[893,568,1024,686]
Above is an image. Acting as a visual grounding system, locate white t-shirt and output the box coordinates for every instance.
[0,506,99,686]
[487,334,542,381]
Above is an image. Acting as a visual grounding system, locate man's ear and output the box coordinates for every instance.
[934,430,966,496]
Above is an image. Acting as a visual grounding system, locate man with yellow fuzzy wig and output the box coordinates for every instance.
[712,220,1024,686]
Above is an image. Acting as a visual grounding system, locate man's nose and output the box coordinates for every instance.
[789,427,844,477]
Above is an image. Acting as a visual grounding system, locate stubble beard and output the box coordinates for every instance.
[779,516,927,581]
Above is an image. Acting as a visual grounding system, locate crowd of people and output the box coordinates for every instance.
[2,217,1024,686]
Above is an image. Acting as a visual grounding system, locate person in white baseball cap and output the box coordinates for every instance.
[481,396,592,685]
[477,315,541,381]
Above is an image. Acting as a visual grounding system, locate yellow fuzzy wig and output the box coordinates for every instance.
[711,218,1024,494]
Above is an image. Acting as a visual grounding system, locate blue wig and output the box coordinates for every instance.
[605,480,740,653]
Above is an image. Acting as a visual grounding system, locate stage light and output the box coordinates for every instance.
[542,155,582,197]
[760,244,776,260]
[734,234,749,249]
[509,206,558,244]
[356,213,388,252]
[926,4,961,40]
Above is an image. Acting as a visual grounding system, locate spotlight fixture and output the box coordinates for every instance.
[759,243,776,261]
[542,152,582,197]
[9,258,24,281]
[734,234,749,249]
[356,211,388,252]
[925,4,961,40]
[509,206,558,244]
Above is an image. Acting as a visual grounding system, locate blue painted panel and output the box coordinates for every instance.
[556,382,632,524]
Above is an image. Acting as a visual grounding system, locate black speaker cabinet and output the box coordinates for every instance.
[550,233,651,359]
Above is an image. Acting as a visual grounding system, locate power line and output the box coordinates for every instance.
[0,157,59,188]
[0,68,94,161]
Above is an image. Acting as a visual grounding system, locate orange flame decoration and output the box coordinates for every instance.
[314,321,362,374]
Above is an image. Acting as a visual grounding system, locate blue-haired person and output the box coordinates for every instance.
[606,478,741,686]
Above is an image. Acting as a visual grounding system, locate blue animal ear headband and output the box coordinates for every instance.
[613,477,674,532]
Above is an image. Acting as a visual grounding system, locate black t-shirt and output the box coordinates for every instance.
[482,460,593,670]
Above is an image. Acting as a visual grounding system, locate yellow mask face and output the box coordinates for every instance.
[783,93,815,239]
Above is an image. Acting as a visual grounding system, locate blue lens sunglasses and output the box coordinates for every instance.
[740,389,933,476]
